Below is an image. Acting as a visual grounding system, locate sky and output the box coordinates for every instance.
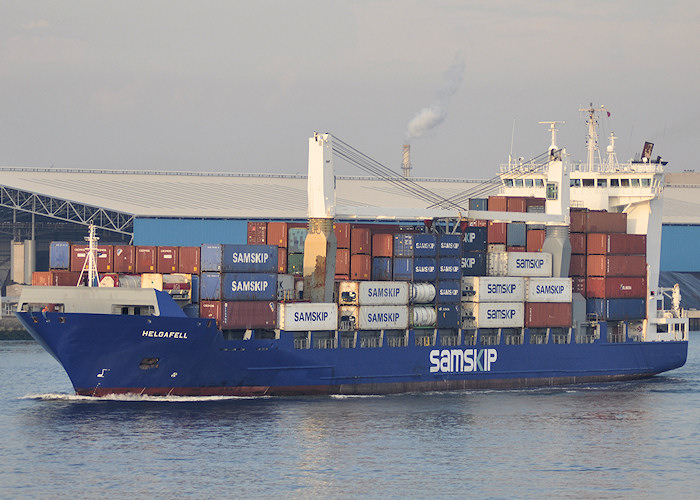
[1,1,699,179]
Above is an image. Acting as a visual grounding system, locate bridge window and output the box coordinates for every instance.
[631,179,640,187]
[570,179,581,187]
[505,179,514,187]
[535,179,544,187]
[641,178,651,187]
[515,179,524,187]
[597,179,607,188]
[525,179,533,187]
[620,179,630,187]
[610,179,620,187]
[582,179,595,187]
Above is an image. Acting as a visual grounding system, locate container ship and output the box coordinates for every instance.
[15,106,689,397]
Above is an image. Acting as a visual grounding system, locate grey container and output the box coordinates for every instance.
[469,198,488,211]
[506,222,527,247]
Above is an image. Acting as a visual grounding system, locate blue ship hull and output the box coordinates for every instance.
[16,310,688,397]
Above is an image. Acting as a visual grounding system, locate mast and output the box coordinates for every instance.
[579,103,609,171]
[78,224,100,287]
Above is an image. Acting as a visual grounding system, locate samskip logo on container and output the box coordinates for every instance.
[231,280,270,292]
[231,252,269,264]
[515,258,545,269]
[293,311,329,322]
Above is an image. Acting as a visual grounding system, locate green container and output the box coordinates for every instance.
[288,228,308,254]
[288,252,304,276]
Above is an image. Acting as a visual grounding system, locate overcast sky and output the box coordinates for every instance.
[2,1,699,179]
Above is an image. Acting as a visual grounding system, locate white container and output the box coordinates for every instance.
[488,244,506,253]
[461,302,524,328]
[410,282,436,304]
[277,274,295,300]
[487,252,508,276]
[461,277,525,302]
[338,281,360,305]
[506,252,552,277]
[358,305,409,330]
[141,273,163,291]
[411,306,437,327]
[526,277,572,302]
[278,302,338,331]
[359,281,410,305]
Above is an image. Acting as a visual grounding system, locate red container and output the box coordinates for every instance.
[277,247,287,273]
[178,246,200,274]
[222,301,277,329]
[586,233,647,255]
[569,233,586,254]
[135,246,157,274]
[570,211,627,233]
[463,219,487,228]
[32,270,83,286]
[526,197,546,209]
[488,195,507,211]
[200,300,222,326]
[569,254,587,276]
[70,244,114,273]
[507,246,526,252]
[265,222,286,248]
[572,276,586,295]
[247,221,267,244]
[157,246,179,273]
[506,196,527,213]
[372,234,393,257]
[114,245,136,273]
[525,302,572,328]
[351,227,371,255]
[487,222,507,244]
[526,229,546,252]
[334,222,351,249]
[335,274,350,281]
[586,255,647,277]
[586,277,647,298]
[350,254,371,280]
[336,248,351,275]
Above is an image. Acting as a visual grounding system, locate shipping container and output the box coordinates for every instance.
[569,233,587,254]
[277,274,295,301]
[117,275,141,288]
[572,276,586,296]
[461,252,487,276]
[462,276,525,302]
[288,227,308,254]
[525,302,572,327]
[350,254,371,280]
[526,277,572,302]
[221,244,278,273]
[411,306,437,328]
[507,223,527,247]
[49,241,70,269]
[247,221,267,245]
[200,244,222,272]
[335,248,350,275]
[276,247,287,274]
[357,305,410,330]
[569,211,627,233]
[162,274,192,299]
[334,222,351,249]
[278,302,338,331]
[526,229,546,252]
[506,196,527,213]
[468,198,488,211]
[191,274,200,302]
[586,255,647,277]
[487,222,507,244]
[437,258,461,280]
[410,283,436,304]
[526,197,546,209]
[393,233,414,258]
[113,245,136,273]
[157,246,179,274]
[585,277,646,299]
[436,304,460,328]
[338,281,410,306]
[267,221,288,248]
[199,300,222,325]
[288,253,304,276]
[507,246,526,252]
[371,257,392,281]
[507,252,552,277]
[71,244,114,273]
[414,234,437,257]
[488,244,506,253]
[462,226,487,252]
[32,270,82,286]
[586,298,646,321]
[221,272,277,301]
[487,252,508,277]
[222,301,277,329]
[393,257,413,281]
[437,234,461,257]
[461,302,524,328]
[586,233,647,255]
[372,234,393,257]
[98,273,119,287]
[177,246,200,274]
[488,195,508,211]
[134,218,247,246]
[436,280,461,304]
[335,274,350,281]
[569,254,587,277]
[141,273,163,290]
[350,227,371,255]
[414,257,437,281]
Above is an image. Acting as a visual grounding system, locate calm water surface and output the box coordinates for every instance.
[1,335,698,499]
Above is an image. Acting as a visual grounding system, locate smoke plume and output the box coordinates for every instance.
[405,57,465,142]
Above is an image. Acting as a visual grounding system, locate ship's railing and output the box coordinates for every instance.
[570,161,664,174]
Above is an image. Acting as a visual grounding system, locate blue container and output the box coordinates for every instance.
[221,244,278,273]
[221,273,277,301]
[462,227,488,253]
[393,257,413,281]
[393,234,415,258]
[199,272,222,300]
[191,274,200,303]
[507,222,527,247]
[201,244,223,272]
[49,241,70,269]
[461,251,487,276]
[436,280,461,304]
[288,227,308,254]
[134,218,247,246]
[438,234,461,257]
[371,257,392,281]
[586,298,646,321]
[414,234,437,257]
[437,304,460,328]
[469,198,488,211]
[438,257,461,280]
[414,257,437,281]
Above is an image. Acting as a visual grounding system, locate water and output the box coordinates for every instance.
[1,337,699,499]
